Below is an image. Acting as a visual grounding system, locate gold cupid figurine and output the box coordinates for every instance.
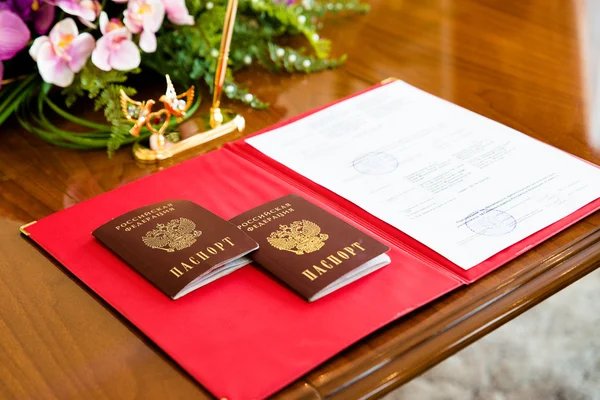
[120,75,195,151]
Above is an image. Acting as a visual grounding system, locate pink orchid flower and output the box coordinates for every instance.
[113,0,193,26]
[162,0,194,25]
[123,0,165,53]
[92,12,141,71]
[55,0,101,23]
[0,10,31,89]
[29,18,95,87]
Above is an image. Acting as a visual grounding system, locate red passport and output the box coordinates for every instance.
[23,80,600,400]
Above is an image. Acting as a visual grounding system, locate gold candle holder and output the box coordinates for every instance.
[129,0,245,163]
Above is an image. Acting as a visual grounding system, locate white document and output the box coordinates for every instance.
[246,81,600,269]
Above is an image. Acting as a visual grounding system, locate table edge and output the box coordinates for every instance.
[272,225,600,399]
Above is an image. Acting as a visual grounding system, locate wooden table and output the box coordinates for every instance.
[2,0,599,398]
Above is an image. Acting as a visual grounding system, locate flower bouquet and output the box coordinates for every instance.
[0,0,368,155]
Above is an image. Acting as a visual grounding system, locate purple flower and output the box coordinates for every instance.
[0,10,31,88]
[0,0,55,35]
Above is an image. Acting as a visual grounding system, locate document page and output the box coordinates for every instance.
[246,81,600,269]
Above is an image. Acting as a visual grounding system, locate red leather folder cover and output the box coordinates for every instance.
[229,140,600,284]
[26,149,462,400]
[228,79,600,284]
[25,81,600,399]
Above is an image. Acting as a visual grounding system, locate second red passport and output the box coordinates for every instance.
[231,194,391,301]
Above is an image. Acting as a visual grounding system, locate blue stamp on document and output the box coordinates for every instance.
[352,152,398,175]
[465,209,517,236]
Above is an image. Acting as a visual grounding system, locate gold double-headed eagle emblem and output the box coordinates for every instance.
[142,217,202,252]
[267,220,329,255]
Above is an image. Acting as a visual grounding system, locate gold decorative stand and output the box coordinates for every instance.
[129,0,244,163]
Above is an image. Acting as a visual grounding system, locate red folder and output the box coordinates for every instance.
[25,81,600,400]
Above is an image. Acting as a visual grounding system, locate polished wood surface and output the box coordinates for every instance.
[1,0,599,399]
